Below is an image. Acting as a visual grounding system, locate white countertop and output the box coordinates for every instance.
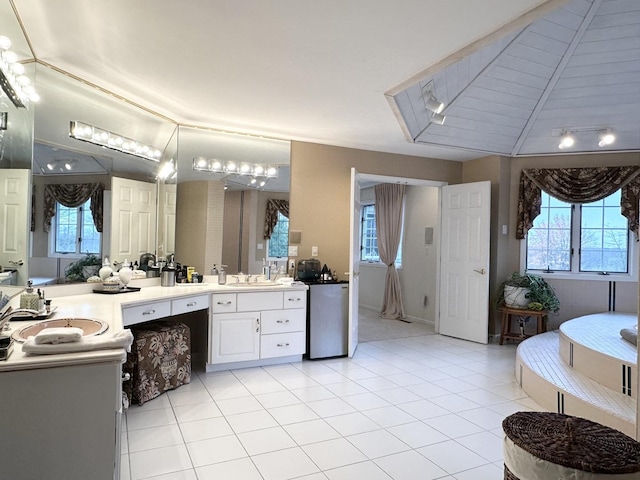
[0,278,307,372]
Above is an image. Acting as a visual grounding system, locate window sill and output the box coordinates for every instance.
[526,271,637,283]
[360,261,403,270]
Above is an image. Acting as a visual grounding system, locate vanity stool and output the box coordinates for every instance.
[123,321,191,406]
[503,411,640,479]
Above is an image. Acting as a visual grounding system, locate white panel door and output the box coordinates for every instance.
[348,168,361,357]
[439,181,491,344]
[0,169,29,283]
[110,177,157,260]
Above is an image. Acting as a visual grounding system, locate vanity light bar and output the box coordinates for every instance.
[69,121,162,162]
[0,34,39,108]
[192,157,279,178]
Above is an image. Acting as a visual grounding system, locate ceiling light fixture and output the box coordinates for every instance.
[192,157,279,179]
[422,81,445,114]
[69,121,162,162]
[0,35,38,108]
[430,112,446,125]
[0,111,7,130]
[558,131,575,150]
[157,159,176,181]
[598,129,615,147]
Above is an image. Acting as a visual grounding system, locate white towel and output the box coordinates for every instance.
[23,329,134,356]
[34,327,83,345]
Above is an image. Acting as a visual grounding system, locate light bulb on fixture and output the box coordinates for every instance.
[0,35,11,50]
[558,132,575,150]
[598,129,615,147]
[424,96,445,114]
[430,112,446,125]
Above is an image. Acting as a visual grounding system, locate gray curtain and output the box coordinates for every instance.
[374,183,406,320]
[263,199,289,239]
[43,183,104,233]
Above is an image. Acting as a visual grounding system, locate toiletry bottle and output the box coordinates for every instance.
[37,289,45,311]
[20,281,40,310]
[211,264,218,275]
[218,265,227,285]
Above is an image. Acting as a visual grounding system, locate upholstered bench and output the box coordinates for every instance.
[503,411,640,479]
[123,321,191,406]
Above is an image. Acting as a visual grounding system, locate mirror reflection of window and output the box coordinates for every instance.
[53,199,101,255]
[360,203,403,266]
[267,211,289,260]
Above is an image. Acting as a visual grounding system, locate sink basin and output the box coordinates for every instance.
[12,318,109,343]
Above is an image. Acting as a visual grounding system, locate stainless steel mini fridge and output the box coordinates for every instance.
[307,282,349,359]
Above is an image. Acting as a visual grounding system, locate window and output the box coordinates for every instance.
[266,211,289,260]
[360,203,403,265]
[53,199,101,255]
[526,190,629,274]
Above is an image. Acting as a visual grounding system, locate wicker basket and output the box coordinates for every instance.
[503,412,640,479]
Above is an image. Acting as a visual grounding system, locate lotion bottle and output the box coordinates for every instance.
[218,265,227,285]
[20,281,40,310]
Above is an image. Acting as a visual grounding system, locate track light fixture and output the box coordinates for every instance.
[430,112,446,125]
[422,81,445,115]
[558,131,575,150]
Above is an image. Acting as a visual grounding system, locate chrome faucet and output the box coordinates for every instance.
[0,307,40,331]
[245,274,253,284]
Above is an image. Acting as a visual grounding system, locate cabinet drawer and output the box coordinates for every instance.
[260,309,305,334]
[237,291,283,312]
[172,294,209,315]
[260,332,305,358]
[122,301,171,326]
[211,293,237,313]
[283,290,306,309]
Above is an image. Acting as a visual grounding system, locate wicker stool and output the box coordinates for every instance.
[124,321,191,406]
[503,412,640,479]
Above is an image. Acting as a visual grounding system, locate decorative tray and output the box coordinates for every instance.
[93,286,141,295]
[11,306,58,321]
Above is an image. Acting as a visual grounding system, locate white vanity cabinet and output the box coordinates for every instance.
[209,288,307,368]
[121,293,210,326]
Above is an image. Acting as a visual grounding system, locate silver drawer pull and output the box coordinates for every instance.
[142,309,156,315]
[287,298,301,302]
[217,301,232,305]
[276,319,290,324]
[187,302,197,307]
[277,343,290,347]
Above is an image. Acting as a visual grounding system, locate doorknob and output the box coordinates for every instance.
[474,268,486,275]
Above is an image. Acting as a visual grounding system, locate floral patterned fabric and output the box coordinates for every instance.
[124,322,191,406]
[43,182,104,233]
[516,167,640,239]
[263,199,289,239]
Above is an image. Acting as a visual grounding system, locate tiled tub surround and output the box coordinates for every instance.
[517,312,637,437]
[120,333,542,480]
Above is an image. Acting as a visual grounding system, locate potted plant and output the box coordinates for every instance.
[64,253,102,282]
[496,272,560,313]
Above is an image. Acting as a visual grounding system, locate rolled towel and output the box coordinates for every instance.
[34,327,83,345]
[620,328,638,346]
[23,329,134,355]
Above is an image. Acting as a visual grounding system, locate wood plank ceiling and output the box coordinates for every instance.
[390,0,640,157]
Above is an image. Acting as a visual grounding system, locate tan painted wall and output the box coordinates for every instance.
[289,141,463,279]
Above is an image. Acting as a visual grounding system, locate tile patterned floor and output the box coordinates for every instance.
[121,323,543,480]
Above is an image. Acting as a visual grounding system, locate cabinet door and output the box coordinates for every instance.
[210,312,260,364]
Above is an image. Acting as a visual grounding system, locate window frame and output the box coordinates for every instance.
[49,200,102,258]
[520,191,637,283]
[359,201,403,268]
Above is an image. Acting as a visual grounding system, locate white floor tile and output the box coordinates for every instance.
[324,412,382,436]
[252,446,319,480]
[127,424,184,453]
[172,402,222,423]
[206,383,252,400]
[196,457,263,480]
[383,372,425,387]
[129,444,192,480]
[226,409,279,433]
[324,460,392,480]
[457,407,508,431]
[386,421,449,448]
[237,425,297,455]
[284,419,342,445]
[216,395,264,416]
[374,450,448,480]
[142,469,197,480]
[342,392,391,411]
[291,385,337,402]
[126,407,177,431]
[324,381,369,396]
[405,382,451,399]
[453,462,503,479]
[179,416,233,442]
[256,390,302,408]
[167,388,213,407]
[346,429,411,459]
[269,403,320,425]
[307,397,357,417]
[374,387,422,404]
[423,414,484,438]
[362,405,417,427]
[186,434,247,468]
[355,376,400,392]
[396,398,450,420]
[302,438,368,470]
[417,440,489,474]
[459,388,513,406]
[427,393,482,413]
[128,394,172,412]
[455,431,504,463]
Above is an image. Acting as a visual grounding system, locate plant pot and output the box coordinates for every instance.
[82,265,100,280]
[504,285,530,309]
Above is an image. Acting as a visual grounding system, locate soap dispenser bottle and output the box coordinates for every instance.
[20,281,40,310]
[218,265,227,285]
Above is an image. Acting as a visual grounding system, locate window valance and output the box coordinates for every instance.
[263,199,289,239]
[43,183,105,233]
[516,166,640,239]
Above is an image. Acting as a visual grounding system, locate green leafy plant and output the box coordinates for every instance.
[64,253,102,282]
[495,272,560,313]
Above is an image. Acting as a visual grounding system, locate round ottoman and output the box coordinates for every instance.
[503,412,640,479]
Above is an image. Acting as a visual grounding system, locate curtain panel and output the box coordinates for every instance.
[516,166,640,239]
[263,199,289,239]
[43,183,105,233]
[374,183,406,320]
